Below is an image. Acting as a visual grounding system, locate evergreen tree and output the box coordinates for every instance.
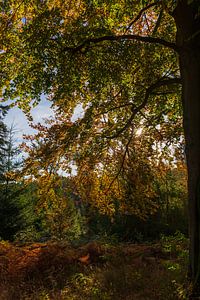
[0,114,23,240]
[0,105,9,181]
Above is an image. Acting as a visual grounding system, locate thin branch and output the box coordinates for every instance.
[63,34,179,53]
[106,113,136,139]
[152,9,164,36]
[106,77,182,139]
[144,13,151,34]
[113,88,123,98]
[106,130,133,192]
[134,77,182,114]
[125,1,162,33]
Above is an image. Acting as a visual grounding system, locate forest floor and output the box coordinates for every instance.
[0,238,188,300]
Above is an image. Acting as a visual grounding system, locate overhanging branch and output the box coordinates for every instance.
[64,34,179,53]
[106,77,182,139]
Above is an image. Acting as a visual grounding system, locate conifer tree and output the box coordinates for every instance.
[0,111,23,240]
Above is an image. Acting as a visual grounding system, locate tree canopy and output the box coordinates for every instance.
[1,0,183,168]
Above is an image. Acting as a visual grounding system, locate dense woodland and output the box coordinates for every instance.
[0,0,200,299]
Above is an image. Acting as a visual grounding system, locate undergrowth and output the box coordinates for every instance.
[0,235,188,300]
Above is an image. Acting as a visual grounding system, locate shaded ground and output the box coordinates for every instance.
[0,240,188,299]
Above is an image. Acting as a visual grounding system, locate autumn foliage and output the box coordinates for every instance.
[0,238,188,299]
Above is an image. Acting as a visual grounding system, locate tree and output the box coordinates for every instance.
[34,172,86,241]
[0,105,9,180]
[0,112,24,240]
[1,0,200,295]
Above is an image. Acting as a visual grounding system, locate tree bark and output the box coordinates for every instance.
[173,0,200,295]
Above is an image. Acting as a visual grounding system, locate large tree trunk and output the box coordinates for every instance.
[173,0,200,295]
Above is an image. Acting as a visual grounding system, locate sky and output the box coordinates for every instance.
[4,98,84,143]
[4,98,81,176]
[4,98,53,144]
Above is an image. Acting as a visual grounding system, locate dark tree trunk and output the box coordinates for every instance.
[173,0,200,295]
